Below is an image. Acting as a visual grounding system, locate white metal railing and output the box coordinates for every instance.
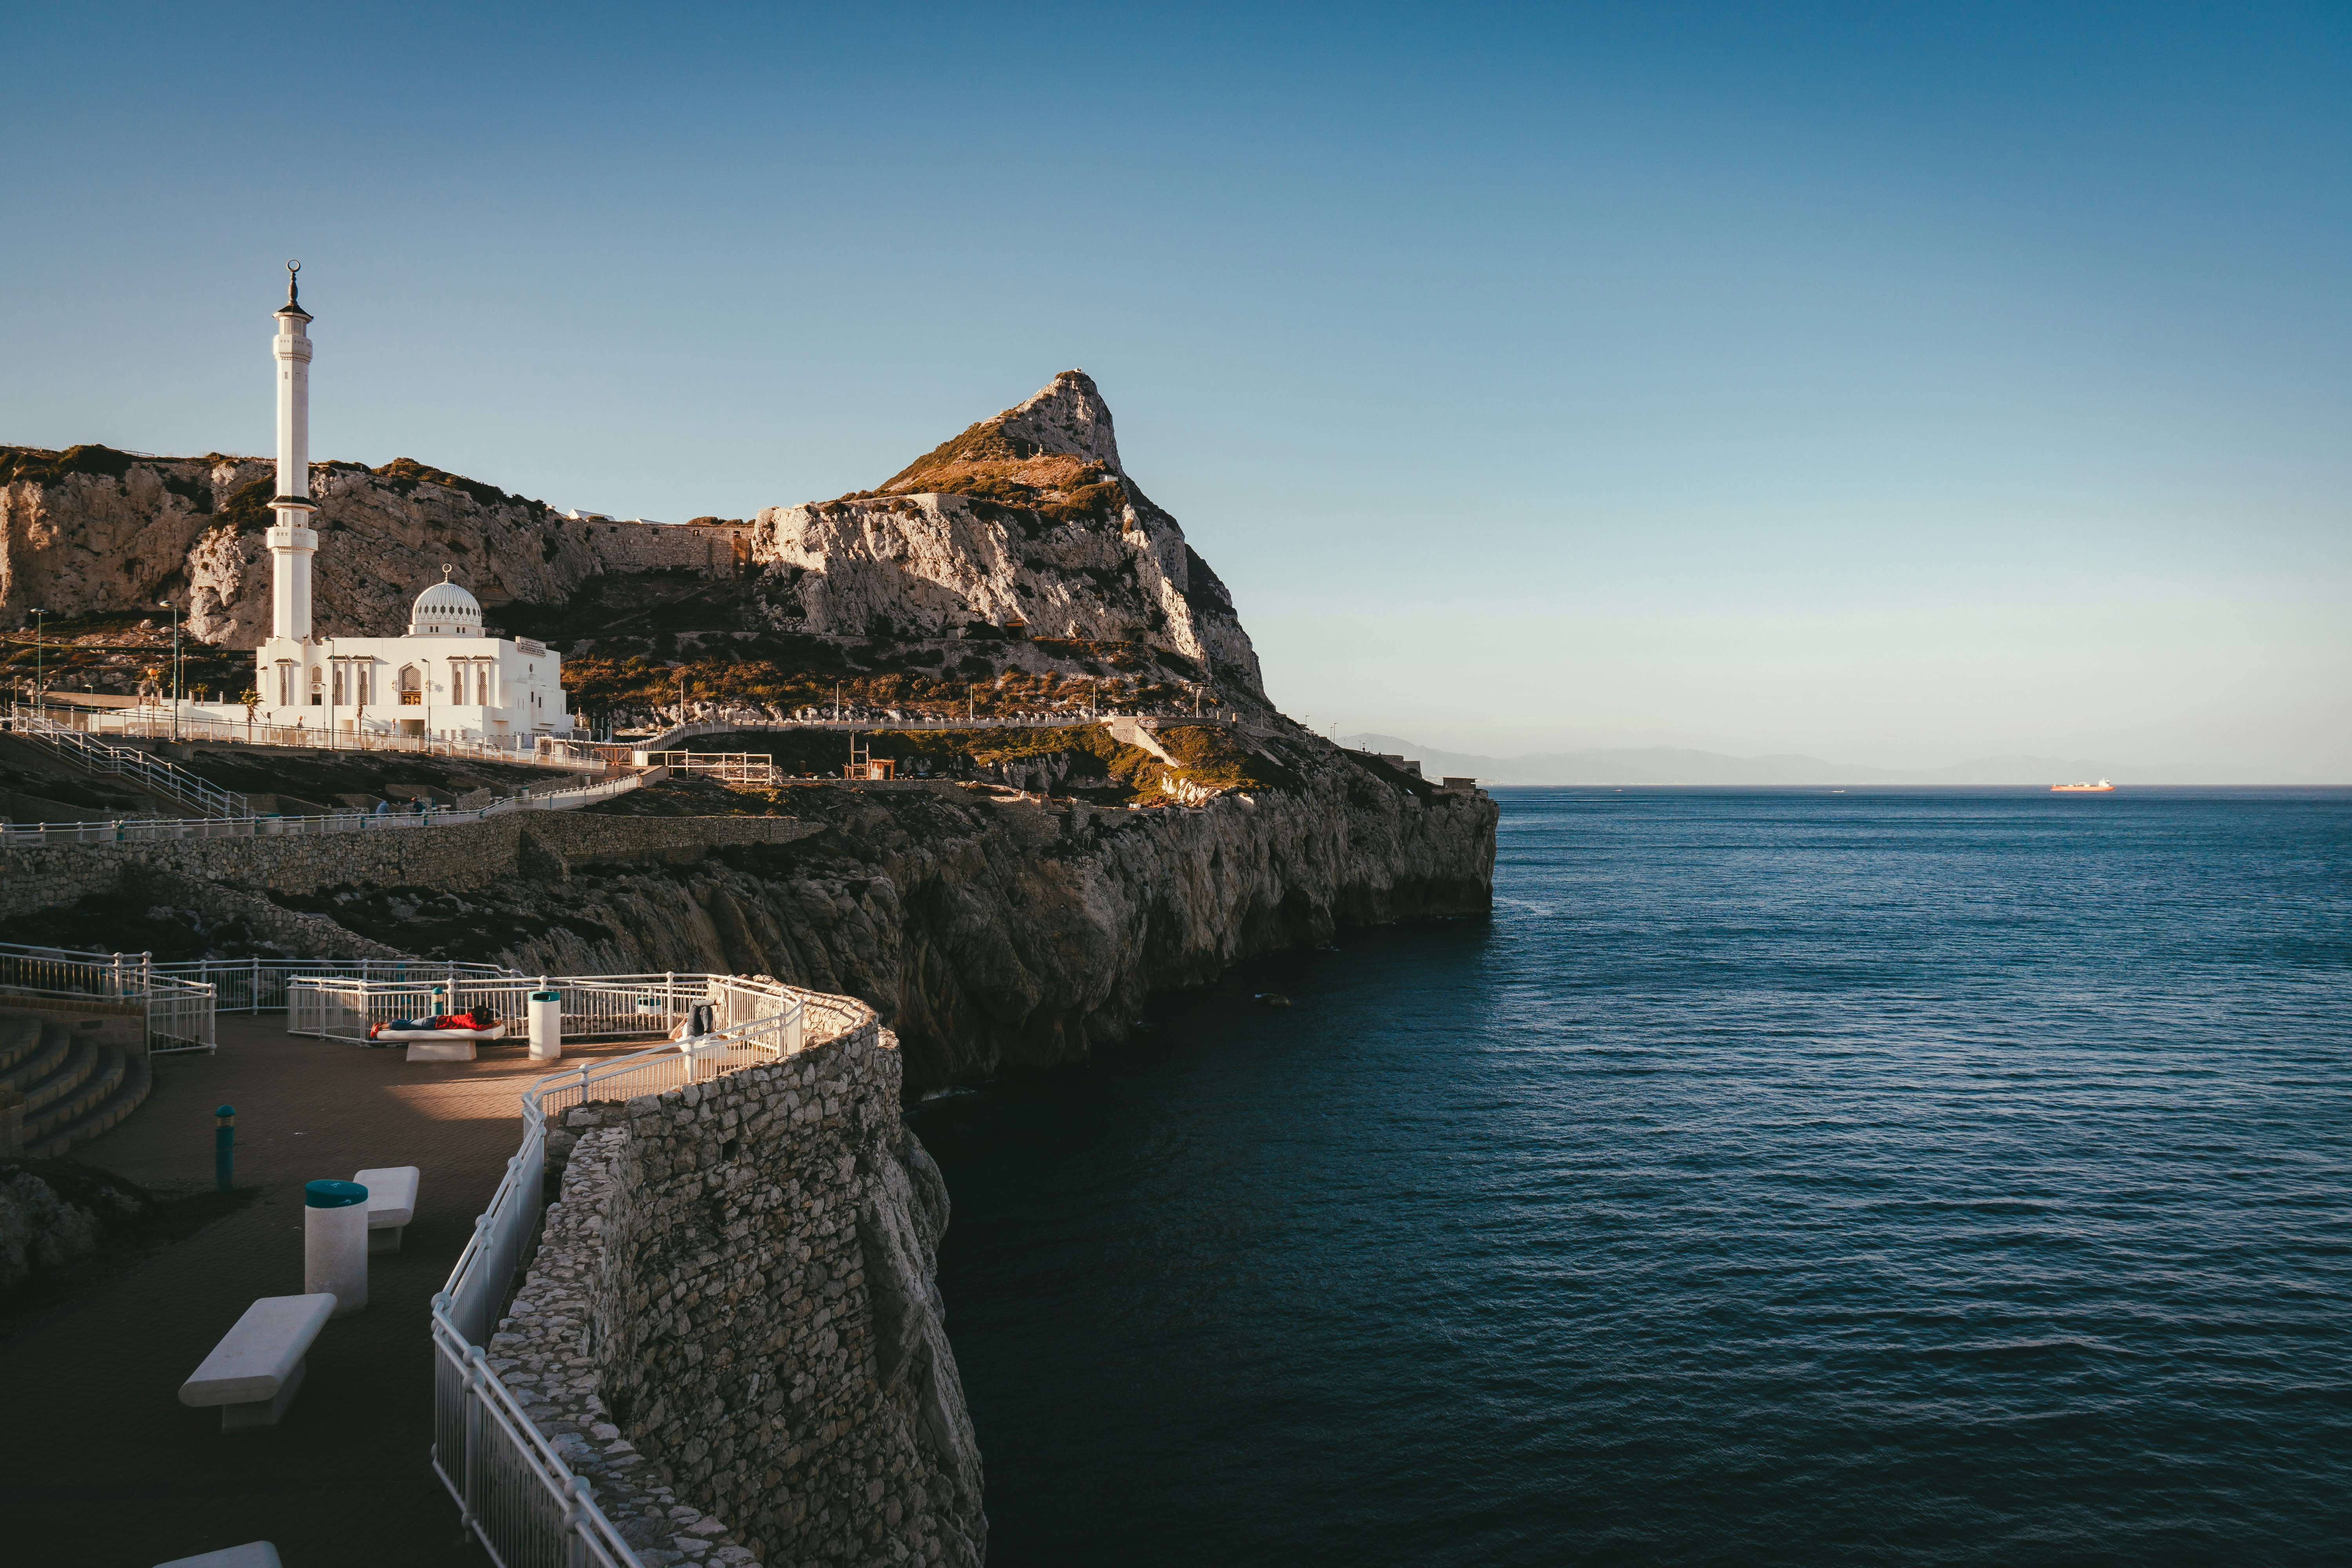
[0,941,218,1053]
[430,1137,633,1568]
[639,751,780,788]
[1,709,252,817]
[539,737,635,769]
[157,956,514,1014]
[0,770,642,847]
[518,1001,804,1129]
[288,971,722,1042]
[629,710,1233,753]
[285,971,802,1045]
[430,973,810,1568]
[48,704,612,775]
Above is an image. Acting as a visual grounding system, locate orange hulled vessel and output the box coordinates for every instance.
[2051,779,2116,793]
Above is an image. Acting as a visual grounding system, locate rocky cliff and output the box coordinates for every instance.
[2,371,1266,722]
[2,734,1492,1092]
[0,445,611,648]
[749,372,1262,697]
[252,738,1490,1090]
[4,373,1495,1090]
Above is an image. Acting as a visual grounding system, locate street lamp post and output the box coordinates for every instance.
[29,608,45,719]
[157,600,181,740]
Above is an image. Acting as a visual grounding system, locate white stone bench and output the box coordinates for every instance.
[155,1543,282,1568]
[678,1034,730,1080]
[353,1165,420,1254]
[178,1293,337,1432]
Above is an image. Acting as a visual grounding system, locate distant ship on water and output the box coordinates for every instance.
[2051,779,2116,793]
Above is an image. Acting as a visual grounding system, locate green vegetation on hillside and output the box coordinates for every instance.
[540,593,1222,733]
[1151,724,1303,791]
[215,477,276,535]
[870,413,1125,526]
[0,612,248,700]
[371,457,550,514]
[0,445,140,486]
[680,720,1298,806]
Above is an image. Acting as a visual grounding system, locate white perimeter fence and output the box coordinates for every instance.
[52,704,613,774]
[0,941,219,1053]
[285,969,798,1047]
[423,972,813,1568]
[160,957,514,1014]
[0,770,642,846]
[1,709,251,817]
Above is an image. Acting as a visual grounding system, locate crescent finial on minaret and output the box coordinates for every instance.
[277,259,313,321]
[443,563,455,581]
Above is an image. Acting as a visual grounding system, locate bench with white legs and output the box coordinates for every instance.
[155,1543,282,1567]
[679,1034,730,1081]
[178,1293,336,1432]
[353,1165,420,1254]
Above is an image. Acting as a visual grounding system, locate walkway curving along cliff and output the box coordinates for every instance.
[404,971,979,1567]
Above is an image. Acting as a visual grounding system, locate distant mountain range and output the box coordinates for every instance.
[1339,735,2301,787]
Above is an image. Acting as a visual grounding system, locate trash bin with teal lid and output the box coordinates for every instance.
[528,988,563,1063]
[305,1178,369,1316]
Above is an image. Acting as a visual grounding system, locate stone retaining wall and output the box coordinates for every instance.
[587,522,752,577]
[500,1007,985,1568]
[490,1129,764,1567]
[0,812,825,918]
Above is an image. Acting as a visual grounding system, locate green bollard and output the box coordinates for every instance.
[214,1104,236,1192]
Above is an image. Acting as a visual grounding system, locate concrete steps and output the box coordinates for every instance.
[27,1052,151,1158]
[0,1022,73,1101]
[22,1038,99,1117]
[0,1013,45,1076]
[0,1013,157,1160]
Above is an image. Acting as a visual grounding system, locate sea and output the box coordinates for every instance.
[906,787,2352,1566]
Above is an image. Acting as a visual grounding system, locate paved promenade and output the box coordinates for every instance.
[0,1016,648,1567]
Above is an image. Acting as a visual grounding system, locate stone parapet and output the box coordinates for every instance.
[499,1008,986,1568]
[491,1127,762,1567]
[0,811,824,918]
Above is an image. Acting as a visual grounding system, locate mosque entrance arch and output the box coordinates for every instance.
[397,663,426,735]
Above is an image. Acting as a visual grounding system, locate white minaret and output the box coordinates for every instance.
[267,261,318,643]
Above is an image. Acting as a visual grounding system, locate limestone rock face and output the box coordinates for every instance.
[0,454,262,638]
[3,370,1265,702]
[0,448,606,647]
[181,463,606,647]
[989,370,1123,469]
[751,372,1266,695]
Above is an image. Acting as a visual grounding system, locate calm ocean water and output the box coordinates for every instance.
[908,788,2352,1566]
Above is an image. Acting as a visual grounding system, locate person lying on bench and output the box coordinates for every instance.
[368,1005,499,1040]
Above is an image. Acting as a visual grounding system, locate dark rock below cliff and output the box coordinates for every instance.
[258,739,1494,1093]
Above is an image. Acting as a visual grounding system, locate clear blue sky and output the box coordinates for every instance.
[5,3,2347,775]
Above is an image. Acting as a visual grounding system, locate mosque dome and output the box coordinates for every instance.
[409,569,484,636]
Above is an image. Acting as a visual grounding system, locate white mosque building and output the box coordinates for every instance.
[240,265,572,744]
